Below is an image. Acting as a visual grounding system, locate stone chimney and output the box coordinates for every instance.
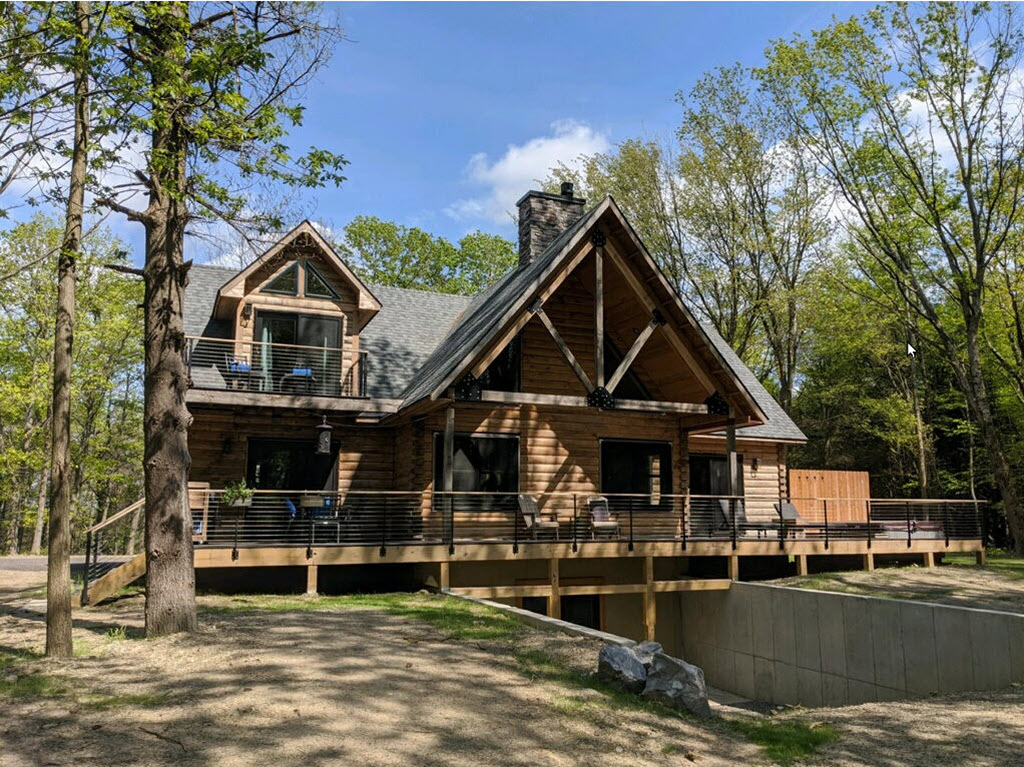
[516,182,585,267]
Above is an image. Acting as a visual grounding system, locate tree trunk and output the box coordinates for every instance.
[46,0,89,659]
[141,0,196,637]
[31,472,47,555]
[965,330,1023,553]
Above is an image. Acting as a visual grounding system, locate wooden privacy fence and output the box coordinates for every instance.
[789,470,871,522]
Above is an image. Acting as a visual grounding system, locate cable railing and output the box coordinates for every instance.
[185,335,368,398]
[184,489,985,557]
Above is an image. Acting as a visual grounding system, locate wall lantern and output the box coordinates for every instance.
[316,416,333,455]
[751,457,760,474]
[241,302,253,320]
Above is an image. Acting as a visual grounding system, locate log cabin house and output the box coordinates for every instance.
[80,185,984,645]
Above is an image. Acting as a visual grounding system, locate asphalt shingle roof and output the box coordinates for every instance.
[184,224,806,442]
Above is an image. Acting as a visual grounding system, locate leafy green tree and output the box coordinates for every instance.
[338,215,515,294]
[760,1,1024,550]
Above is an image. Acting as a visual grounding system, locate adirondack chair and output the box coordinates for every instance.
[518,494,559,539]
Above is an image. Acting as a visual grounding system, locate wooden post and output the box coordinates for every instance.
[643,556,656,641]
[975,548,987,566]
[306,564,318,595]
[796,554,808,576]
[443,404,455,493]
[862,552,875,572]
[548,557,561,619]
[726,418,738,497]
[728,555,740,581]
[439,561,450,591]
[922,552,935,568]
[595,243,604,388]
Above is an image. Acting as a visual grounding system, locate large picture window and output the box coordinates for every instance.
[600,439,672,511]
[433,433,519,510]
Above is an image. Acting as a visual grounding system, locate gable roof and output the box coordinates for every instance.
[216,220,381,313]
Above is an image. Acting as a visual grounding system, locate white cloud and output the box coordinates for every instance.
[445,120,610,226]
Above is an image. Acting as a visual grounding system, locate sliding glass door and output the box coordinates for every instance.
[253,312,342,395]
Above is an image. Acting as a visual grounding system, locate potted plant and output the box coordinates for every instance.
[222,480,255,508]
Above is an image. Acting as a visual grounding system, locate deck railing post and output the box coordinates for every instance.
[823,499,829,550]
[379,498,387,557]
[232,516,239,561]
[866,500,873,549]
[778,498,786,551]
[572,494,578,553]
[307,517,314,560]
[681,495,687,551]
[905,500,912,549]
[943,502,951,548]
[447,494,455,556]
[81,531,92,606]
[978,500,986,546]
[730,497,737,551]
[513,495,519,555]
[628,496,635,552]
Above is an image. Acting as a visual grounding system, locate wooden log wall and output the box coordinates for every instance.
[688,435,786,520]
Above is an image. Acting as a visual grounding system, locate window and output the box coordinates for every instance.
[262,262,299,295]
[433,433,518,510]
[477,335,520,392]
[689,453,744,496]
[253,311,342,395]
[305,262,340,299]
[600,439,672,511]
[604,338,652,400]
[246,438,337,491]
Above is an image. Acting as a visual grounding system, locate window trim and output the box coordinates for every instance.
[304,261,341,300]
[432,431,521,494]
[260,261,300,296]
[598,437,674,503]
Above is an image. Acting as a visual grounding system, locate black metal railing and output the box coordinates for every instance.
[183,490,984,556]
[185,336,368,398]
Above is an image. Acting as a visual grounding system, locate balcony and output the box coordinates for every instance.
[186,336,368,399]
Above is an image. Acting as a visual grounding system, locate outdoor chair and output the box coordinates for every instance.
[587,496,620,539]
[223,353,253,390]
[716,498,772,539]
[518,494,559,540]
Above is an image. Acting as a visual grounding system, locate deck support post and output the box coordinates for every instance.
[439,561,450,591]
[862,552,875,572]
[922,552,935,568]
[728,555,740,581]
[306,564,318,595]
[548,557,561,620]
[643,556,656,641]
[975,548,987,566]
[796,554,808,576]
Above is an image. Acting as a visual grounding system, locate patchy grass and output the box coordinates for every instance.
[81,691,167,710]
[945,550,1024,579]
[0,649,67,701]
[731,717,839,767]
[201,592,524,641]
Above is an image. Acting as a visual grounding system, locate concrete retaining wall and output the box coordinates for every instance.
[679,582,1024,706]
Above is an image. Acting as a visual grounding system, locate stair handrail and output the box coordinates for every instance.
[87,498,144,535]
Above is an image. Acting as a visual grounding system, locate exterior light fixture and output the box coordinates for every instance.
[751,457,760,474]
[316,416,333,455]
[241,302,253,320]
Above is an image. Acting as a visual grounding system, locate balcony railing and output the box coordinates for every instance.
[185,336,368,398]
[174,490,984,554]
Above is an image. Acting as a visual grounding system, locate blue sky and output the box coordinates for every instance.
[6,2,862,263]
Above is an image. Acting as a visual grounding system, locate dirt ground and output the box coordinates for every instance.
[773,560,1024,614]
[2,561,1023,767]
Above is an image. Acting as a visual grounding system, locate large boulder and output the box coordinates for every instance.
[633,640,663,669]
[641,652,712,718]
[597,644,647,693]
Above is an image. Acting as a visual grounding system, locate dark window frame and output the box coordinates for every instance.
[598,437,673,512]
[688,452,745,496]
[261,261,300,296]
[432,432,520,511]
[304,261,341,300]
